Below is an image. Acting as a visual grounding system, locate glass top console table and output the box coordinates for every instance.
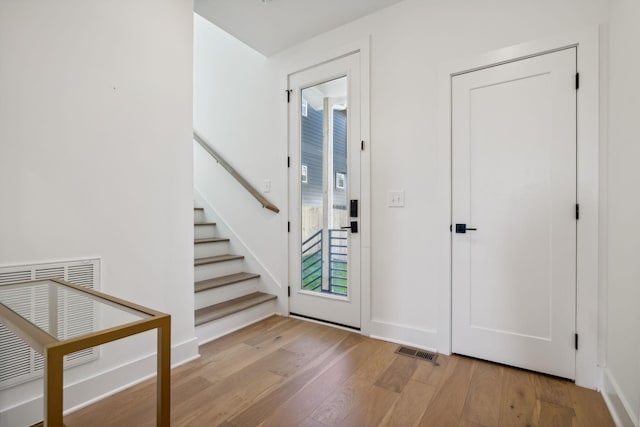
[0,279,171,427]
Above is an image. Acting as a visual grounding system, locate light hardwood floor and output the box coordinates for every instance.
[64,316,614,426]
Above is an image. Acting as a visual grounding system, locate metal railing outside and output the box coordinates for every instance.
[301,230,323,292]
[301,229,348,296]
[328,229,348,295]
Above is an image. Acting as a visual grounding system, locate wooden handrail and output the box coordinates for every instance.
[193,132,280,214]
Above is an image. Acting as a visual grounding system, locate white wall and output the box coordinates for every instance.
[195,0,608,354]
[193,15,287,308]
[274,0,609,349]
[0,1,196,425]
[604,0,640,424]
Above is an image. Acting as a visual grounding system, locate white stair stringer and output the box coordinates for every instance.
[195,299,278,345]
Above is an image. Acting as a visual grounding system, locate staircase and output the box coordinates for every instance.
[193,207,277,344]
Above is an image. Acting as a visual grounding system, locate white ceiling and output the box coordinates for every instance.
[194,0,405,57]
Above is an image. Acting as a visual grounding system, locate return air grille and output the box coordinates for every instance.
[0,259,100,390]
[395,345,439,365]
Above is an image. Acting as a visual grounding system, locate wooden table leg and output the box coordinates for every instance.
[156,316,171,427]
[44,347,64,427]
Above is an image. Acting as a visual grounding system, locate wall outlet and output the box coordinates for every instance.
[388,190,405,207]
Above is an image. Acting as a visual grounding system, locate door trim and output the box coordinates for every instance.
[437,26,601,389]
[283,37,371,335]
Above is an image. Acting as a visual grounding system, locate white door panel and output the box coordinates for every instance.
[452,48,577,379]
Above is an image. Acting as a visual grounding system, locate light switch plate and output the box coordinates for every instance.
[388,190,405,207]
[263,179,271,193]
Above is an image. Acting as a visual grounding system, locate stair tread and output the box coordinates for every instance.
[195,292,277,325]
[194,254,244,266]
[194,207,204,211]
[195,272,260,293]
[194,237,230,244]
[194,222,216,226]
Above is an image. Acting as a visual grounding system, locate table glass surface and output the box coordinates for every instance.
[0,279,150,341]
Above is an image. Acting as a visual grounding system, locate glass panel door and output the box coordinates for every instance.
[300,76,349,297]
[288,51,361,329]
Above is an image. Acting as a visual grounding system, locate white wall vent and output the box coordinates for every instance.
[0,258,100,390]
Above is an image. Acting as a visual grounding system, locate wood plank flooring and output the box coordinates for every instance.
[63,316,614,427]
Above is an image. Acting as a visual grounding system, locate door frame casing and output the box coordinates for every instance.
[283,37,372,335]
[437,26,601,389]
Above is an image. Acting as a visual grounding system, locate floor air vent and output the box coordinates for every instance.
[395,345,439,365]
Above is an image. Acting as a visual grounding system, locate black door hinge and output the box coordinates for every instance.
[575,333,579,350]
[287,221,290,233]
[576,203,580,220]
[361,140,365,151]
[286,89,292,103]
[287,156,290,168]
[288,286,291,297]
[575,73,580,90]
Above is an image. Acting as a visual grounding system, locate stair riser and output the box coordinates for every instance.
[194,242,231,259]
[194,279,260,310]
[194,209,205,224]
[195,259,245,282]
[194,225,217,239]
[195,300,278,345]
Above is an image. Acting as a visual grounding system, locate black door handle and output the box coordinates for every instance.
[341,221,358,233]
[455,223,477,234]
[350,199,358,218]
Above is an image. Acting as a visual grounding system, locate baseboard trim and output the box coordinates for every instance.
[601,367,638,427]
[369,319,438,353]
[0,337,199,427]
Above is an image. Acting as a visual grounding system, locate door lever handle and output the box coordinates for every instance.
[455,223,477,234]
[341,221,358,233]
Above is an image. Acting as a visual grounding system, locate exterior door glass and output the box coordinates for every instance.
[300,76,349,297]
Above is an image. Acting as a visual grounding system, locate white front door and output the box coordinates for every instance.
[451,48,577,379]
[288,53,361,329]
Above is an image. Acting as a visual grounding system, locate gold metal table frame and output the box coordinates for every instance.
[0,279,171,427]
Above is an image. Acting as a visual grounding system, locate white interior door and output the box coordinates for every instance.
[288,53,361,329]
[451,48,577,379]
